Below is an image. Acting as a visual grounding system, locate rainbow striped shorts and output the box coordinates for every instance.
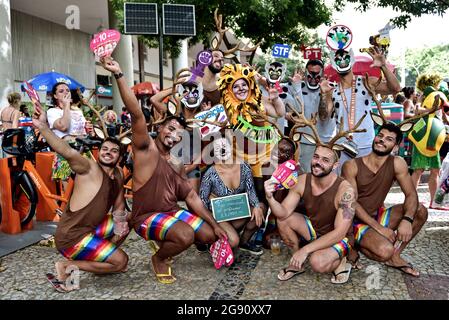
[303,215,351,258]
[137,209,205,241]
[60,215,117,262]
[353,206,392,246]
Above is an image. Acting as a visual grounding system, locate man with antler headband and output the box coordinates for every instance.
[101,56,227,284]
[264,113,365,284]
[321,46,401,171]
[287,59,337,173]
[341,91,435,277]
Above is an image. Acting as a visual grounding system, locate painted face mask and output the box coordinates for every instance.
[178,81,203,109]
[265,62,287,84]
[306,70,323,90]
[213,137,232,162]
[331,49,355,74]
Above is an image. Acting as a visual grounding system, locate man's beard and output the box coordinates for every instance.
[372,141,393,156]
[208,64,222,74]
[311,164,333,177]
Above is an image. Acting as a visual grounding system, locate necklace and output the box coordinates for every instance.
[339,76,357,129]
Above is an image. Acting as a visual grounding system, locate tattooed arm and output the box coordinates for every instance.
[295,181,355,256]
[318,93,329,121]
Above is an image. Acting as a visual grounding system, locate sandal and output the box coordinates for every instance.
[331,263,352,284]
[151,258,176,284]
[277,267,305,281]
[385,263,420,277]
[348,253,363,270]
[46,273,68,293]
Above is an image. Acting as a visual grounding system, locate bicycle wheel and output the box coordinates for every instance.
[11,171,38,227]
[124,174,133,212]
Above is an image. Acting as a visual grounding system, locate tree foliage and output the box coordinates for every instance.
[109,0,332,57]
[390,45,449,87]
[334,0,449,28]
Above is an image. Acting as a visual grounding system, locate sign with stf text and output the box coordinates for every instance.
[90,29,121,58]
[211,193,251,223]
[303,48,322,60]
[272,44,291,58]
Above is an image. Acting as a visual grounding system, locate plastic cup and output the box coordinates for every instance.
[112,210,129,236]
[270,235,281,255]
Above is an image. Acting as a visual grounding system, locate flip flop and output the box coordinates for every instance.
[277,267,305,281]
[150,259,177,284]
[386,263,420,277]
[331,263,352,284]
[46,273,68,293]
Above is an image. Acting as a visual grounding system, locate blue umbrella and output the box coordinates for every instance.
[21,71,85,93]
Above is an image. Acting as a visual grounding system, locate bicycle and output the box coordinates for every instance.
[1,128,102,227]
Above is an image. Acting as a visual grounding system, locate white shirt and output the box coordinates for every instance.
[47,107,86,138]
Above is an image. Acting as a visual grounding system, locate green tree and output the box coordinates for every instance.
[391,45,449,87]
[335,0,449,28]
[109,0,332,59]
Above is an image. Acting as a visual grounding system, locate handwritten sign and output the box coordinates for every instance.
[193,104,228,139]
[211,193,251,223]
[272,44,291,58]
[90,29,121,58]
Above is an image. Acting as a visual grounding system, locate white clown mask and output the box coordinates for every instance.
[178,81,204,109]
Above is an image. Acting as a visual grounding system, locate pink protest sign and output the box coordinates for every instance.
[272,160,299,190]
[23,81,40,104]
[209,237,234,269]
[90,29,121,58]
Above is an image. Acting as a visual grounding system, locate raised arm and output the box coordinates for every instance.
[150,87,172,114]
[100,57,152,151]
[367,47,401,95]
[262,86,285,118]
[319,78,335,120]
[47,98,71,133]
[32,103,90,174]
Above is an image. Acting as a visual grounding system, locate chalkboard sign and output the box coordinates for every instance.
[211,193,251,223]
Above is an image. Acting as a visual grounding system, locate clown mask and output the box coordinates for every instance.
[178,81,203,109]
[331,48,355,75]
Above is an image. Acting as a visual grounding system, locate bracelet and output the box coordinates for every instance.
[114,72,124,80]
[402,216,414,224]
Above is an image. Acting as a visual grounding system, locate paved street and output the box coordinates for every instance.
[0,184,448,300]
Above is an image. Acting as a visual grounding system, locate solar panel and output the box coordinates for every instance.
[124,3,158,35]
[162,4,196,36]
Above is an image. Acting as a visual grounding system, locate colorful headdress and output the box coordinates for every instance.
[218,64,264,126]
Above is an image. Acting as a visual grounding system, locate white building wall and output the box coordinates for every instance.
[10,9,95,93]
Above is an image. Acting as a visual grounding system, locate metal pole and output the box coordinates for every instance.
[158,14,164,90]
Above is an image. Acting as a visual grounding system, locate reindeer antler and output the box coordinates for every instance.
[77,88,109,138]
[287,95,323,145]
[328,112,368,146]
[399,94,441,127]
[211,8,260,59]
[363,72,385,123]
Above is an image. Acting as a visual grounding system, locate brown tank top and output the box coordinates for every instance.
[131,154,192,230]
[355,155,396,216]
[302,173,344,236]
[55,166,121,250]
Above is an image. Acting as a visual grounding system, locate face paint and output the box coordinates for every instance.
[179,82,203,109]
[306,70,322,90]
[213,137,232,162]
[265,62,286,84]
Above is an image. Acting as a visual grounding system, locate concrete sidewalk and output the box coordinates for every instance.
[0,185,448,300]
